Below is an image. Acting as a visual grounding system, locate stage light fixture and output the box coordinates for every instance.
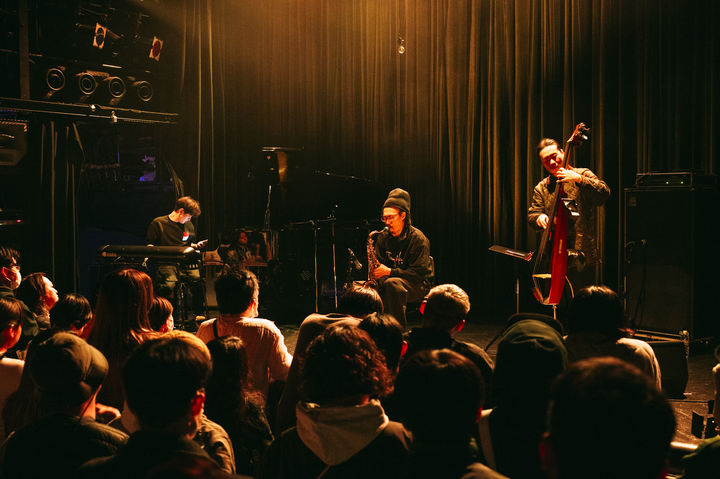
[77,72,98,97]
[132,80,153,102]
[104,76,126,104]
[93,23,108,50]
[149,36,163,61]
[44,67,66,98]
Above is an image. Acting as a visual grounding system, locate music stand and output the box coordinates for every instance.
[488,245,533,314]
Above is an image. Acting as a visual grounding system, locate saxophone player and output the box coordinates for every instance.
[371,188,433,328]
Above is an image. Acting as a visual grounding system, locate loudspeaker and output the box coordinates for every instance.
[647,339,688,398]
[624,186,720,339]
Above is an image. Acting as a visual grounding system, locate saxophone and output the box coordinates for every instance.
[364,228,386,288]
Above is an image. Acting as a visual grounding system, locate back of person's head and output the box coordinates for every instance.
[568,285,628,339]
[422,284,470,331]
[214,269,258,315]
[359,313,404,372]
[492,317,567,415]
[205,336,250,418]
[50,293,93,332]
[89,268,154,357]
[123,331,211,430]
[544,357,675,479]
[338,285,383,318]
[301,324,392,405]
[148,296,174,332]
[0,297,23,350]
[28,332,108,415]
[0,245,19,269]
[175,196,201,217]
[395,349,484,440]
[15,272,48,314]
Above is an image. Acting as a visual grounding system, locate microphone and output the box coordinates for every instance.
[348,248,363,270]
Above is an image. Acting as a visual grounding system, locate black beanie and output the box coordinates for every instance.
[383,188,411,214]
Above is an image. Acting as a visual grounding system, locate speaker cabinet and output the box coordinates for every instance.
[624,187,720,339]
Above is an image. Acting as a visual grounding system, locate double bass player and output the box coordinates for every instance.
[528,137,610,291]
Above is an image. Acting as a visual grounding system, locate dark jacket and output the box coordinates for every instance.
[78,430,230,478]
[374,225,432,285]
[0,286,37,353]
[0,414,128,479]
[403,328,494,398]
[527,167,610,264]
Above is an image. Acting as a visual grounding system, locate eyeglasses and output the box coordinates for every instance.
[3,262,20,270]
[381,214,400,223]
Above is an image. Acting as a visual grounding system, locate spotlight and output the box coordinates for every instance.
[45,67,66,92]
[93,23,108,50]
[149,36,163,61]
[105,76,126,102]
[131,80,153,102]
[77,72,98,97]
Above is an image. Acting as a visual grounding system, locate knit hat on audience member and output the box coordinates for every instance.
[383,188,411,215]
[29,332,109,407]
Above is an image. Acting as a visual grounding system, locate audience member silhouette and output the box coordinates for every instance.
[0,298,24,438]
[395,348,507,478]
[0,246,36,352]
[49,293,94,338]
[206,336,273,476]
[478,316,567,478]
[565,285,662,389]
[259,324,411,478]
[79,333,233,478]
[148,296,174,333]
[403,284,493,398]
[541,356,675,479]
[15,272,59,332]
[275,284,382,432]
[0,332,128,477]
[88,268,158,409]
[195,268,292,406]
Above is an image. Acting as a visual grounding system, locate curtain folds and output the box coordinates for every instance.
[173,0,719,314]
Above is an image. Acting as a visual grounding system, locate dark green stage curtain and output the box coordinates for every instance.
[171,0,719,318]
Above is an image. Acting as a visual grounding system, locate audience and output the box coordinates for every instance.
[15,272,59,332]
[275,284,382,432]
[359,312,405,374]
[0,298,24,439]
[206,336,274,476]
[148,296,174,333]
[542,356,675,479]
[88,268,158,409]
[403,284,493,395]
[79,333,233,478]
[195,268,292,405]
[479,315,567,479]
[0,246,36,352]
[259,324,411,478]
[565,285,662,389]
[49,293,94,338]
[0,332,128,477]
[395,348,507,478]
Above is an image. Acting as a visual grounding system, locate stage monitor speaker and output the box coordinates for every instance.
[624,186,720,339]
[647,339,688,398]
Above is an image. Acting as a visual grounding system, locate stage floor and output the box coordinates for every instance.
[277,317,718,446]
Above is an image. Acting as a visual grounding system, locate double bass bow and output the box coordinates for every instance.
[531,123,590,305]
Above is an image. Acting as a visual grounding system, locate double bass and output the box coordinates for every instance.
[531,123,590,305]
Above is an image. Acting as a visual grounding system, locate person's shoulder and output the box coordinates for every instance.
[77,454,119,478]
[461,462,510,479]
[78,417,129,445]
[410,226,429,243]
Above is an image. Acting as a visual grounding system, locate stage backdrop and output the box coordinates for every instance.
[162,0,718,319]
